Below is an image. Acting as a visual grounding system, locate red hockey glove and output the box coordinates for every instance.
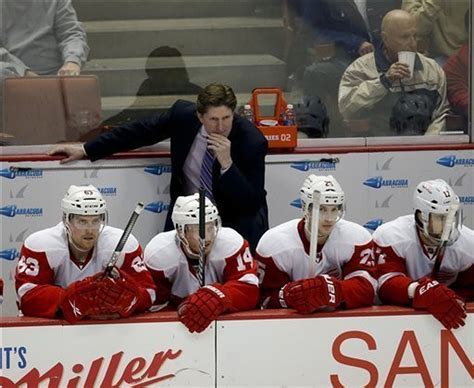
[61,276,103,323]
[281,275,343,314]
[177,285,227,333]
[0,278,3,305]
[412,278,467,330]
[96,271,140,318]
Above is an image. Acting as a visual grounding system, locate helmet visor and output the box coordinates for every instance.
[427,210,461,245]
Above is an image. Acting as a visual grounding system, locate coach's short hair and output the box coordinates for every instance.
[196,83,237,114]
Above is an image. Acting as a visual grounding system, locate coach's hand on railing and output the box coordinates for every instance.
[47,143,87,164]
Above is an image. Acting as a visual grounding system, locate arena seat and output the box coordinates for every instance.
[3,75,101,145]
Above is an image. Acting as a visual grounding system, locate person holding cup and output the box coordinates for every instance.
[338,9,449,136]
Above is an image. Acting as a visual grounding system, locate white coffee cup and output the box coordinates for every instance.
[398,51,416,78]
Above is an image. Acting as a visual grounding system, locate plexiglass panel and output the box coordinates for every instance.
[0,0,471,145]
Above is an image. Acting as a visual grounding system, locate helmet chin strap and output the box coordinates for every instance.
[175,232,201,261]
[304,217,325,239]
[416,223,441,247]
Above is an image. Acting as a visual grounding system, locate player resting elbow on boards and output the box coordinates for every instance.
[374,179,471,330]
[256,175,377,313]
[144,193,259,333]
[15,185,156,323]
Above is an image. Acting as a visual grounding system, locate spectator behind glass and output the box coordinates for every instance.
[402,0,469,65]
[338,9,450,136]
[443,10,470,122]
[300,0,401,136]
[281,0,308,81]
[0,0,89,77]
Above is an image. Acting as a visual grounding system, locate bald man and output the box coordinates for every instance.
[338,9,449,136]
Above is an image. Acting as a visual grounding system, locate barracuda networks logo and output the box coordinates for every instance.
[436,155,474,168]
[459,196,474,205]
[290,199,302,209]
[98,187,117,196]
[364,219,383,231]
[0,205,43,217]
[363,176,408,189]
[0,248,20,261]
[145,201,170,214]
[144,165,172,176]
[0,167,43,179]
[290,159,337,172]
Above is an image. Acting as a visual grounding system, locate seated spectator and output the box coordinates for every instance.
[402,0,469,64]
[301,0,401,135]
[339,9,449,136]
[0,0,89,77]
[15,185,155,322]
[144,194,259,333]
[282,0,309,81]
[443,10,470,122]
[374,179,472,330]
[256,175,376,312]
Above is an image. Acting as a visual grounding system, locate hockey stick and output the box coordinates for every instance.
[432,203,459,279]
[309,189,321,273]
[197,188,206,286]
[104,202,145,277]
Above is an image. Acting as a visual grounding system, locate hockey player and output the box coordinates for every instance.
[144,193,259,333]
[374,179,470,330]
[15,185,156,322]
[256,175,377,313]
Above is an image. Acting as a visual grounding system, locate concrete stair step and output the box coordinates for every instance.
[73,0,280,21]
[84,54,286,96]
[85,17,284,58]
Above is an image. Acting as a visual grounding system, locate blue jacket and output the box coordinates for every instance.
[302,0,401,58]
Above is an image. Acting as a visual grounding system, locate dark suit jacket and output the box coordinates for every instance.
[84,100,269,250]
[302,0,402,58]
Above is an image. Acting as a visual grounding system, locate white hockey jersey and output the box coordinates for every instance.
[144,227,259,310]
[16,222,155,317]
[373,214,474,288]
[256,218,377,309]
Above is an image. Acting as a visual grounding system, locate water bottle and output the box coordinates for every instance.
[242,104,255,123]
[283,104,296,126]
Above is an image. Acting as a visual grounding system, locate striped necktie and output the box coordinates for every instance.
[200,147,215,201]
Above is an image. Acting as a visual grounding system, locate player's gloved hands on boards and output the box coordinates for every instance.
[95,270,140,318]
[178,285,227,333]
[412,277,466,330]
[60,275,104,323]
[280,275,343,314]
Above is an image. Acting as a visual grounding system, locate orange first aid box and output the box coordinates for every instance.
[248,88,297,149]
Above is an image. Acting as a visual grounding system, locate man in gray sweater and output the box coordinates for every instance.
[0,0,89,77]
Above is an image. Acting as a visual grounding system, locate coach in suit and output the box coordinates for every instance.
[48,83,269,250]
